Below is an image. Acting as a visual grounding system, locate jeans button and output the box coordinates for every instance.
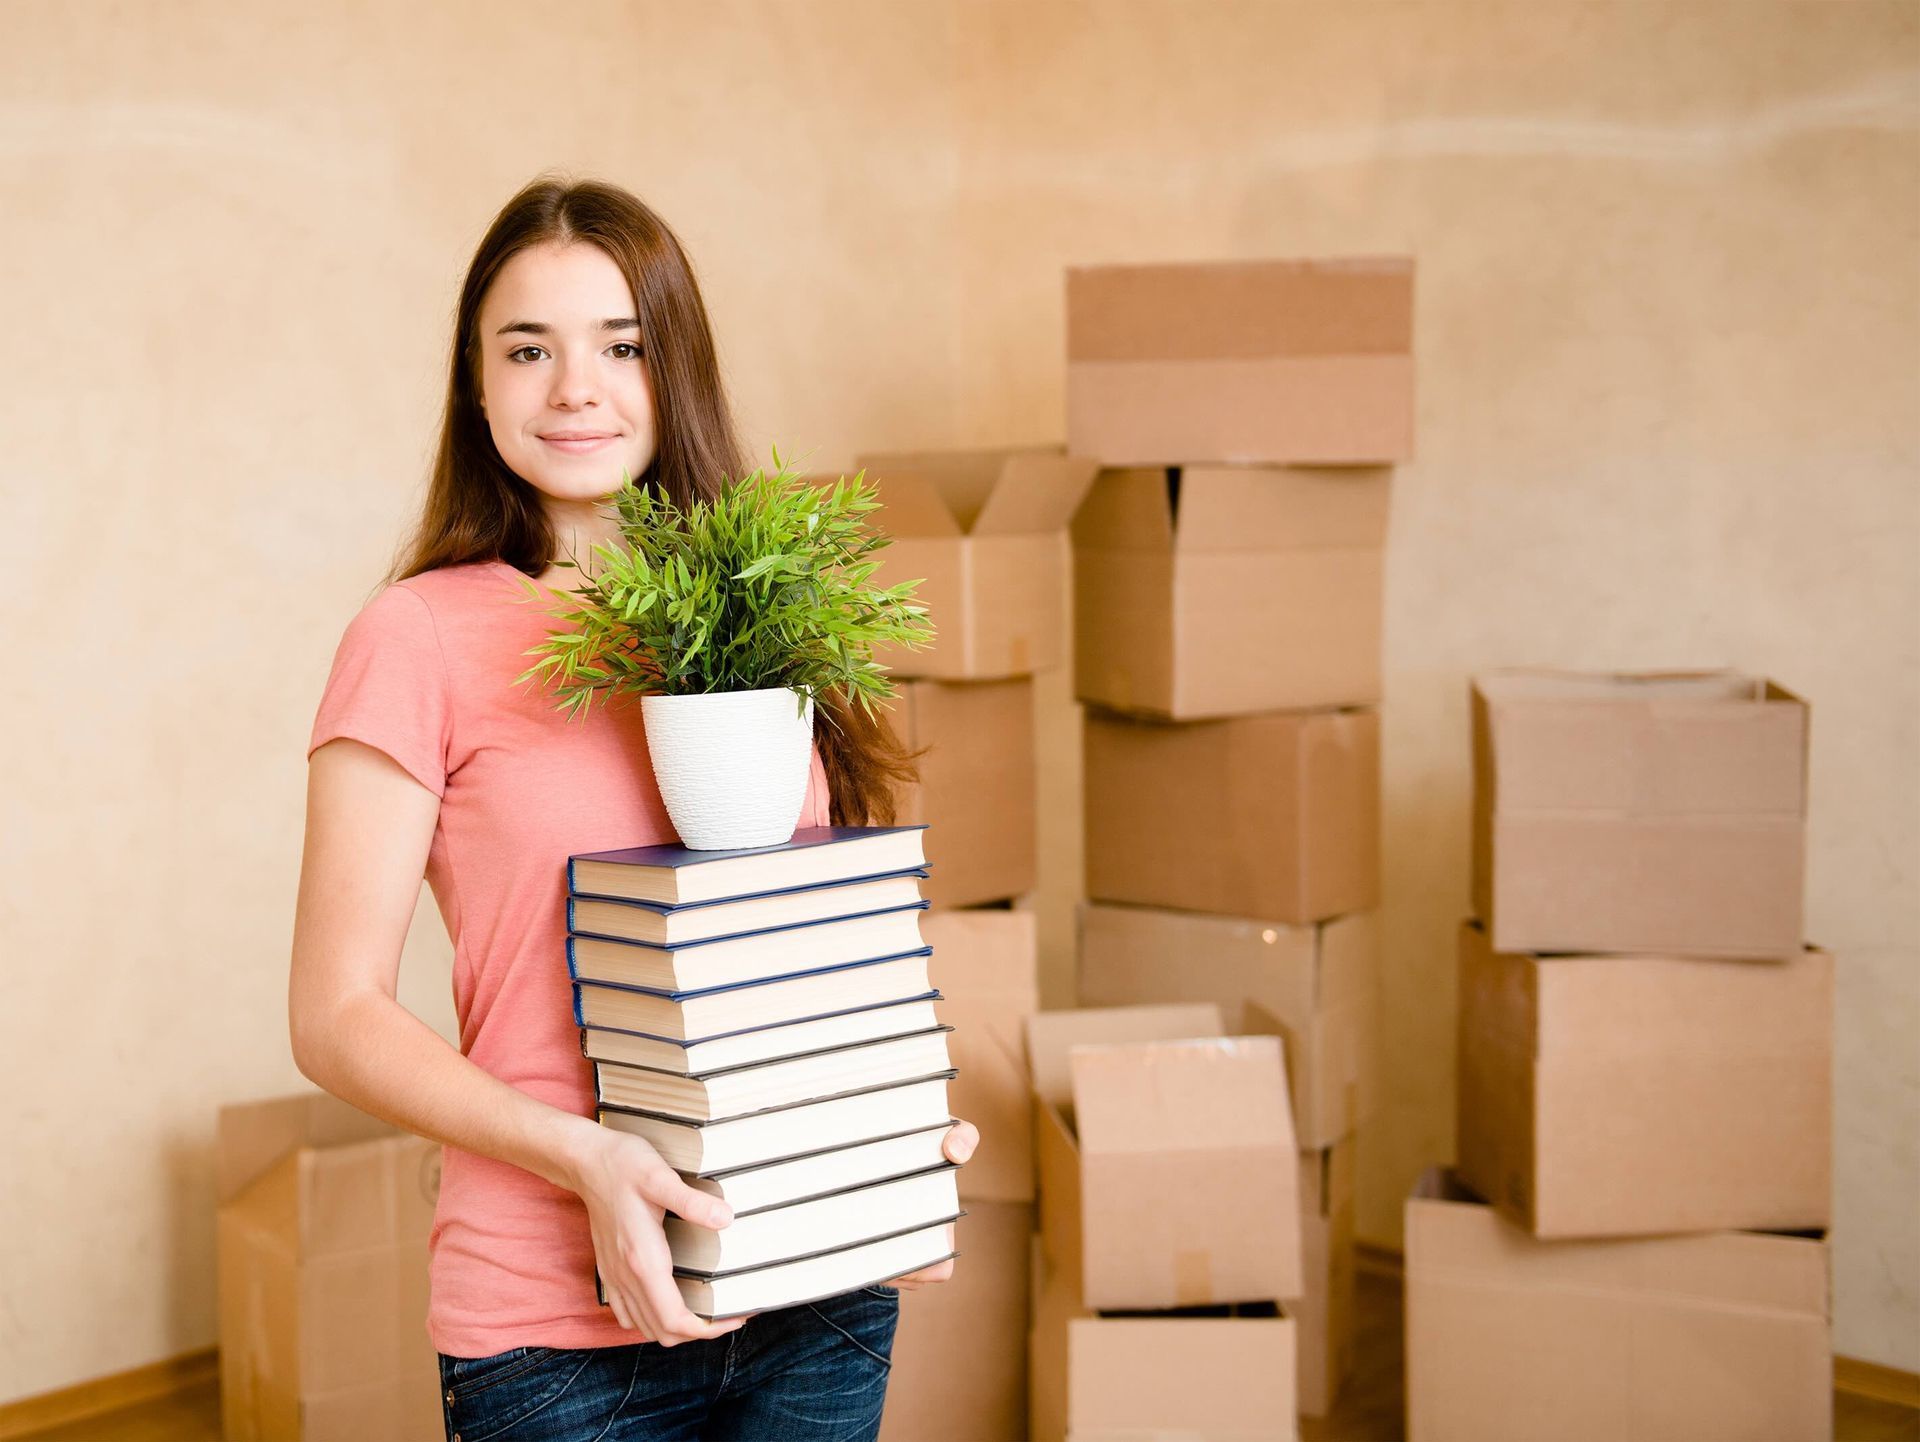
[445,1388,455,1405]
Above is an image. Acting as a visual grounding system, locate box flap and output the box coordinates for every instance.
[217,1092,397,1206]
[1068,467,1175,553]
[858,466,964,538]
[856,449,1029,535]
[970,452,1099,536]
[1070,1036,1296,1157]
[1068,255,1414,361]
[1171,466,1391,553]
[1024,1004,1222,1113]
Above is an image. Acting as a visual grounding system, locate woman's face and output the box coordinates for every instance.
[475,241,659,507]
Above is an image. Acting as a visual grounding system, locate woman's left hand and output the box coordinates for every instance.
[891,1117,978,1291]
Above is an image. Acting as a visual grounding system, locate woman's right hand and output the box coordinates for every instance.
[568,1124,747,1346]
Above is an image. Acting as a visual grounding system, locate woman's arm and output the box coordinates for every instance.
[288,736,742,1344]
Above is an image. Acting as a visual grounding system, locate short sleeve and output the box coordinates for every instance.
[307,582,452,798]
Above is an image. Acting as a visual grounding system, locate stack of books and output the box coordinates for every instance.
[566,823,963,1319]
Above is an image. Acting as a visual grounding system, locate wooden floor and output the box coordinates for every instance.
[22,1269,1920,1441]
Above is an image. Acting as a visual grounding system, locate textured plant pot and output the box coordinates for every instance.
[641,687,815,850]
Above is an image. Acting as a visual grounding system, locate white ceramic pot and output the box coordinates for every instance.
[641,686,816,850]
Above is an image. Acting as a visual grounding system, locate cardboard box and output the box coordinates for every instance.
[217,1092,442,1442]
[893,678,1035,907]
[1066,255,1414,467]
[1404,1169,1832,1442]
[1072,465,1389,717]
[1029,1246,1298,1442]
[1026,1004,1301,1309]
[924,908,1039,1202]
[852,447,1098,679]
[1295,1138,1357,1419]
[1084,707,1379,923]
[880,1200,1032,1441]
[1075,901,1379,1150]
[1456,921,1833,1237]
[1472,669,1809,959]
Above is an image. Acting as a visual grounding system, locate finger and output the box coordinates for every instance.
[941,1119,979,1165]
[896,1258,955,1288]
[633,1249,742,1344]
[638,1164,734,1231]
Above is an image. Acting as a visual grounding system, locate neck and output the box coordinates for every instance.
[540,497,624,589]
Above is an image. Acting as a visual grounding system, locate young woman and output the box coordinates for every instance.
[289,174,977,1442]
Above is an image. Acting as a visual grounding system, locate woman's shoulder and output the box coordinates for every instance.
[391,557,523,602]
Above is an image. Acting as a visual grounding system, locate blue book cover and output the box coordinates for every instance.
[570,824,928,874]
[575,990,944,1050]
[569,947,936,1018]
[568,865,931,911]
[566,897,930,950]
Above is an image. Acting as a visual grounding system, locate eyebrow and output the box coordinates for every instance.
[494,317,642,336]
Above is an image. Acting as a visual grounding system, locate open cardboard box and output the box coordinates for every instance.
[1029,1239,1298,1442]
[1073,465,1389,717]
[891,677,1035,908]
[880,1199,1033,1442]
[1025,1004,1302,1311]
[1471,669,1809,958]
[1084,706,1379,923]
[1455,920,1833,1237]
[1066,255,1415,467]
[1076,901,1380,1150]
[1404,1168,1831,1442]
[923,907,1039,1202]
[853,446,1097,679]
[216,1092,442,1441]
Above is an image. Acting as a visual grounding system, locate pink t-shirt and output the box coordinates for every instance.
[306,558,832,1358]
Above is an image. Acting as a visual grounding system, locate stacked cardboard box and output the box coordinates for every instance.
[1026,1004,1304,1442]
[854,447,1096,911]
[1410,669,1834,1442]
[853,446,1094,1441]
[216,1093,443,1441]
[1065,255,1410,1422]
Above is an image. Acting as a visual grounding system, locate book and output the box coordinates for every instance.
[684,1124,956,1215]
[571,952,934,1041]
[569,825,930,906]
[569,869,930,947]
[580,996,943,1075]
[664,1165,961,1274]
[565,905,930,992]
[597,1073,956,1173]
[594,1026,955,1121]
[675,1219,961,1321]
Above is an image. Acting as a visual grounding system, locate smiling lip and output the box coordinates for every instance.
[541,433,618,453]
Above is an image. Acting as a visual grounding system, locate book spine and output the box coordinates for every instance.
[564,936,579,981]
[566,894,578,931]
[571,984,586,1028]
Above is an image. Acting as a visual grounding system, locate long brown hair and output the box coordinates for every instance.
[386,172,917,824]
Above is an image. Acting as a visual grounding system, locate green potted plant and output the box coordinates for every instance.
[510,449,933,849]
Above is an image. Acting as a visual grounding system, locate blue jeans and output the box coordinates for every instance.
[437,1284,899,1441]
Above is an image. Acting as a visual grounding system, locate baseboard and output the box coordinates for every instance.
[1834,1354,1920,1409]
[1351,1240,1916,1406]
[0,1347,217,1442]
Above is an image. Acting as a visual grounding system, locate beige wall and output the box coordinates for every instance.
[1,0,1913,1404]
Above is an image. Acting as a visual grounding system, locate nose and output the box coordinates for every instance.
[547,352,602,410]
